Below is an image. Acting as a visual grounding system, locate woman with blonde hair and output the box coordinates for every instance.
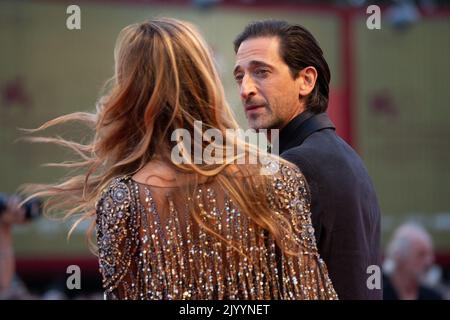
[25,18,337,300]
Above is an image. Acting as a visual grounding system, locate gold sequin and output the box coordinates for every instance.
[95,163,338,300]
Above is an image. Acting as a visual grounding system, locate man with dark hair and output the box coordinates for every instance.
[233,20,382,299]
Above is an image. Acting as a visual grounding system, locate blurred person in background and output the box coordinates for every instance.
[383,222,444,300]
[1,194,101,300]
[0,196,35,299]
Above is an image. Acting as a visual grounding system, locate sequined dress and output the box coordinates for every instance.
[95,163,338,300]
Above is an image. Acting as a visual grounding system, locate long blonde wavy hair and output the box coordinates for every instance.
[23,18,301,257]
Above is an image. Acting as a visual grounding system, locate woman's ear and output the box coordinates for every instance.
[298,66,318,97]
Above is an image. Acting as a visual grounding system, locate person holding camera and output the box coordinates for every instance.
[0,194,41,299]
[0,196,26,296]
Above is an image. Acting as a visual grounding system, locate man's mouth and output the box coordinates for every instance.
[245,105,264,112]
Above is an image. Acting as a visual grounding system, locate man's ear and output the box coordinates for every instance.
[297,66,318,97]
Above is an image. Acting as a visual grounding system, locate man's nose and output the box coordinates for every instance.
[240,75,256,101]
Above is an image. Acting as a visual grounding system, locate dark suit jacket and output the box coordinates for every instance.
[383,275,443,300]
[278,111,382,300]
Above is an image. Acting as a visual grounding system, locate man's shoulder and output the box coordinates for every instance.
[280,129,372,185]
[280,129,351,164]
[419,286,444,300]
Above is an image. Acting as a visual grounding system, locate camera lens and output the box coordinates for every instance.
[0,193,9,216]
[24,198,42,221]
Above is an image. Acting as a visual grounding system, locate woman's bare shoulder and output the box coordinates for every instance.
[131,160,178,187]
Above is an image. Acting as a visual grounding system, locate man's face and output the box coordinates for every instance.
[234,36,304,130]
[406,238,434,282]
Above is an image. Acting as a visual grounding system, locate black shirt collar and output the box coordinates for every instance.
[278,110,336,154]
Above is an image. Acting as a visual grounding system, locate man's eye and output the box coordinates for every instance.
[255,69,269,76]
[234,74,244,82]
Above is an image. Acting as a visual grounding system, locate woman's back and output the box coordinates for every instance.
[96,161,337,300]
